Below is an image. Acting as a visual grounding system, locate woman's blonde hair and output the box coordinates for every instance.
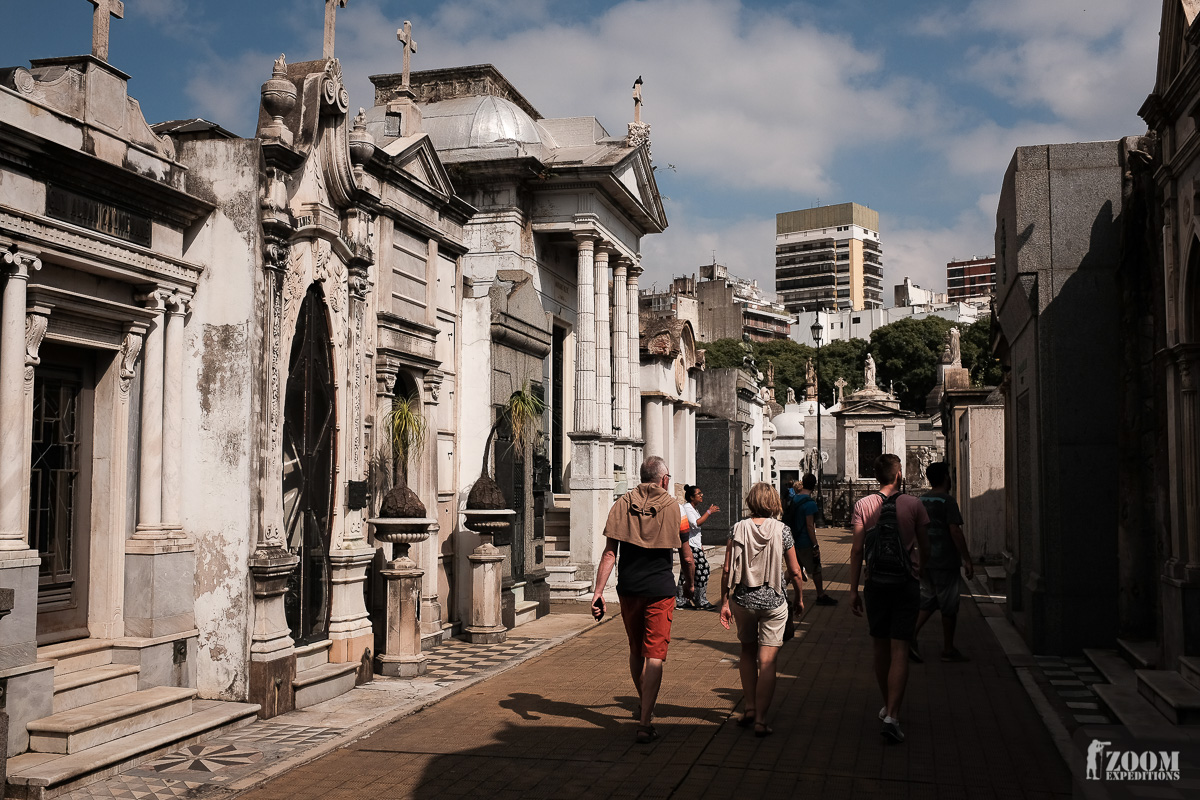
[745,482,782,517]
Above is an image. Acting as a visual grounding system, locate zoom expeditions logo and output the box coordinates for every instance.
[1086,740,1181,782]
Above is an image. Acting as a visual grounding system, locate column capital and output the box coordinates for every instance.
[164,293,192,317]
[1,247,41,279]
[573,230,599,249]
[24,310,49,381]
[593,244,613,263]
[135,289,170,313]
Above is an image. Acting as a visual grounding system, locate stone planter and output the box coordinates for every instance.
[461,509,515,644]
[366,517,438,677]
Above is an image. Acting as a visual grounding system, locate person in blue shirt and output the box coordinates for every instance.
[785,474,838,607]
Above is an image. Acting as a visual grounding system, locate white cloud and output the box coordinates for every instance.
[185,50,275,132]
[639,208,775,291]
[885,206,997,297]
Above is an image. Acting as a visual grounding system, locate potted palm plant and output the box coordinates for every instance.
[368,392,436,565]
[462,383,543,541]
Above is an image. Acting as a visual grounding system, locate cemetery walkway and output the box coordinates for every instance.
[234,529,1073,800]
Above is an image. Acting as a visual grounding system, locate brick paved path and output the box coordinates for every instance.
[237,529,1072,800]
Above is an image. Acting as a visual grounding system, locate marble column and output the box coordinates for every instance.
[0,250,40,552]
[133,290,166,539]
[573,233,598,434]
[627,262,644,448]
[612,259,630,438]
[594,245,612,438]
[125,290,195,640]
[161,294,188,537]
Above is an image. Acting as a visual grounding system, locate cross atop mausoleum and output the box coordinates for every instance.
[87,0,124,63]
[324,0,348,60]
[397,21,418,88]
[834,376,847,403]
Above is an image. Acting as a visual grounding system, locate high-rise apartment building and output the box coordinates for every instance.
[775,203,884,313]
[946,256,996,301]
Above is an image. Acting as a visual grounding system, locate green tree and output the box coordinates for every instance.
[699,338,748,370]
[754,338,812,405]
[960,316,1002,388]
[813,338,869,407]
[869,316,956,412]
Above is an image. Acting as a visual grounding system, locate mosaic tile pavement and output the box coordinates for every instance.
[1033,654,1115,725]
[420,636,545,681]
[52,636,557,800]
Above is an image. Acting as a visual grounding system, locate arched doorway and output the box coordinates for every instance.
[283,284,337,645]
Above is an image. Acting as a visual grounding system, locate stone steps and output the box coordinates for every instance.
[513,600,540,627]
[27,686,197,754]
[548,580,591,601]
[1136,669,1200,725]
[1083,648,1136,690]
[37,639,113,676]
[545,564,579,585]
[1180,656,1200,690]
[294,639,333,674]
[1091,684,1187,742]
[1116,637,1159,670]
[52,664,141,714]
[544,550,572,568]
[293,661,359,709]
[5,700,260,800]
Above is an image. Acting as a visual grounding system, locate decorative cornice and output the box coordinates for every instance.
[0,205,201,288]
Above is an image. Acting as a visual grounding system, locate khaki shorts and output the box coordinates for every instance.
[731,601,789,648]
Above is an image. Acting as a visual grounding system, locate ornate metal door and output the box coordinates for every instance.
[283,285,337,645]
[31,352,94,644]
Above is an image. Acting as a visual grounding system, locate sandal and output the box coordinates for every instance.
[736,711,756,728]
[754,722,774,738]
[635,724,658,744]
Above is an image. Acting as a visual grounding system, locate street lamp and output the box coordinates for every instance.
[810,316,824,515]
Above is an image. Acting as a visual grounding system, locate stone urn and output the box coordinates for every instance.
[462,477,515,644]
[260,54,297,145]
[366,482,437,678]
[366,516,437,569]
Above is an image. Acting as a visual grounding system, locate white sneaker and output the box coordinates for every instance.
[878,706,887,720]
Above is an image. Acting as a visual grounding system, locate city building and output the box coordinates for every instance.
[893,276,947,307]
[639,262,791,343]
[790,300,988,347]
[947,255,996,301]
[775,202,884,313]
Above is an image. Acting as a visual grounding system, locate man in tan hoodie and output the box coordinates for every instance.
[591,455,694,744]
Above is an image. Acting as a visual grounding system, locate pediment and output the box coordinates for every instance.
[834,399,907,417]
[613,146,667,232]
[384,134,455,199]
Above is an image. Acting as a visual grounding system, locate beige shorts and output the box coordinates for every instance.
[731,601,789,648]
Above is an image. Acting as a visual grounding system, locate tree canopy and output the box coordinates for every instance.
[694,314,1000,413]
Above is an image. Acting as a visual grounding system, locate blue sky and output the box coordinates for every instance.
[1,0,1159,296]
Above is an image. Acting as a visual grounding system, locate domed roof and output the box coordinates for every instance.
[421,94,556,151]
[772,409,805,439]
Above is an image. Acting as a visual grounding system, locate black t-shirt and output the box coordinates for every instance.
[615,535,685,597]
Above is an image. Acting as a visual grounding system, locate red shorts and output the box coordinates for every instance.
[619,595,675,660]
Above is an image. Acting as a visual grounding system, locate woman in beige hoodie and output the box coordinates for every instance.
[719,482,806,737]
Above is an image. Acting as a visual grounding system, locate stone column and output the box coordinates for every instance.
[594,245,612,438]
[161,294,188,537]
[612,259,631,438]
[573,233,598,434]
[642,396,664,459]
[0,249,40,552]
[21,306,50,541]
[133,290,166,539]
[125,290,195,640]
[627,262,644,449]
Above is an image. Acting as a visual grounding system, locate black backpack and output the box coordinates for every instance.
[864,492,912,585]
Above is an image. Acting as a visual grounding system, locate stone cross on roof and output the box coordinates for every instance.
[397,20,418,88]
[834,376,847,403]
[87,0,124,63]
[323,0,348,60]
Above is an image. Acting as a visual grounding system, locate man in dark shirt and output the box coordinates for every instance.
[591,456,694,744]
[910,461,974,663]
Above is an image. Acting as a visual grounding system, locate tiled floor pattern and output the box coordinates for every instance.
[1032,654,1115,725]
[420,636,545,681]
[53,637,549,800]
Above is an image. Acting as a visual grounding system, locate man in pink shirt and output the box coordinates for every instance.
[848,454,930,744]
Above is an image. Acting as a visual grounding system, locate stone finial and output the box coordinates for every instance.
[260,55,298,146]
[87,0,125,63]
